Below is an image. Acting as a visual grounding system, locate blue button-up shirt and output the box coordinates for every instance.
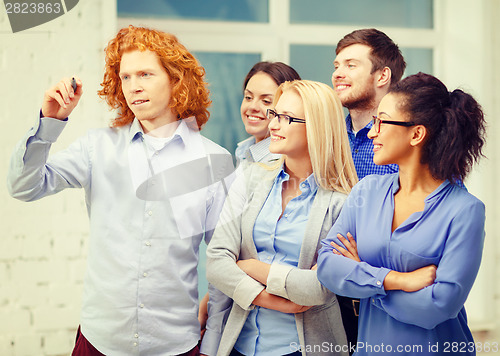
[317,173,485,355]
[346,114,398,179]
[7,116,233,355]
[234,169,318,356]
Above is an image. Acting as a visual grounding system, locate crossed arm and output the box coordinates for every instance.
[329,232,436,293]
[236,259,312,313]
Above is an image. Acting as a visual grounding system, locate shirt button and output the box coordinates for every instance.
[284,214,288,218]
[270,234,274,238]
[143,272,148,277]
[134,333,139,338]
[140,303,144,308]
[145,241,151,246]
[147,210,153,216]
[376,281,381,286]
[133,342,138,347]
[154,151,159,155]
[372,299,375,304]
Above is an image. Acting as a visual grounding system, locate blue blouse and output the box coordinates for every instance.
[317,173,485,356]
[234,169,318,356]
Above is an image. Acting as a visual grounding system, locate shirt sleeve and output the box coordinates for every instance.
[206,170,265,310]
[7,115,90,202]
[317,185,391,299]
[266,264,334,306]
[371,200,485,329]
[200,285,233,356]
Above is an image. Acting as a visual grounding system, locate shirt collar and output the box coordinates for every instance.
[235,136,256,160]
[391,173,451,202]
[174,118,192,145]
[128,118,192,146]
[364,119,374,130]
[276,165,319,194]
[345,113,374,133]
[129,118,144,142]
[249,136,273,162]
[345,114,354,133]
[426,180,451,202]
[302,172,319,194]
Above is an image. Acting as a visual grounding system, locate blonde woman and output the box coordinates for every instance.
[207,80,357,356]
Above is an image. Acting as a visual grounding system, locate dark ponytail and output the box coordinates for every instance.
[390,72,486,182]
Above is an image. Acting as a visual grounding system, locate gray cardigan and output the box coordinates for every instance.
[206,164,348,356]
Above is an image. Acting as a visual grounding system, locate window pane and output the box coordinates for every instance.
[400,48,433,76]
[195,52,261,158]
[290,45,335,86]
[290,0,433,29]
[290,44,433,84]
[118,0,269,22]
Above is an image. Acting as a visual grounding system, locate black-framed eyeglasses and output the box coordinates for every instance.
[372,115,415,133]
[267,109,306,125]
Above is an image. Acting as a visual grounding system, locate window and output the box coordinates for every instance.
[118,0,269,22]
[290,0,433,28]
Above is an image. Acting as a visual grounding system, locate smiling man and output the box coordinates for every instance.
[332,28,406,180]
[7,26,233,356]
[330,28,406,354]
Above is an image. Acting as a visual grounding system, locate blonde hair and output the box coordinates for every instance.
[274,80,358,193]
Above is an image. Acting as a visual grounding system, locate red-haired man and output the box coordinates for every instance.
[8,26,233,356]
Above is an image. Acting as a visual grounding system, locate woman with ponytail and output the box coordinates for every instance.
[317,72,486,355]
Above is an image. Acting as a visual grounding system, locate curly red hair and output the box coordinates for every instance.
[98,25,211,129]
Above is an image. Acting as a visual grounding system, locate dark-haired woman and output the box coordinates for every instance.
[317,72,486,355]
[236,61,301,165]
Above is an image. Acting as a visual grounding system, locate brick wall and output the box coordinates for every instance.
[0,1,116,355]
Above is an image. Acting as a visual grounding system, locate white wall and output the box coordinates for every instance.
[468,0,500,348]
[0,1,116,355]
[437,2,500,346]
[436,0,498,335]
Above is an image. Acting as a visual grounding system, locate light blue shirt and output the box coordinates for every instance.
[234,169,318,356]
[235,136,281,164]
[317,173,485,355]
[7,116,234,355]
